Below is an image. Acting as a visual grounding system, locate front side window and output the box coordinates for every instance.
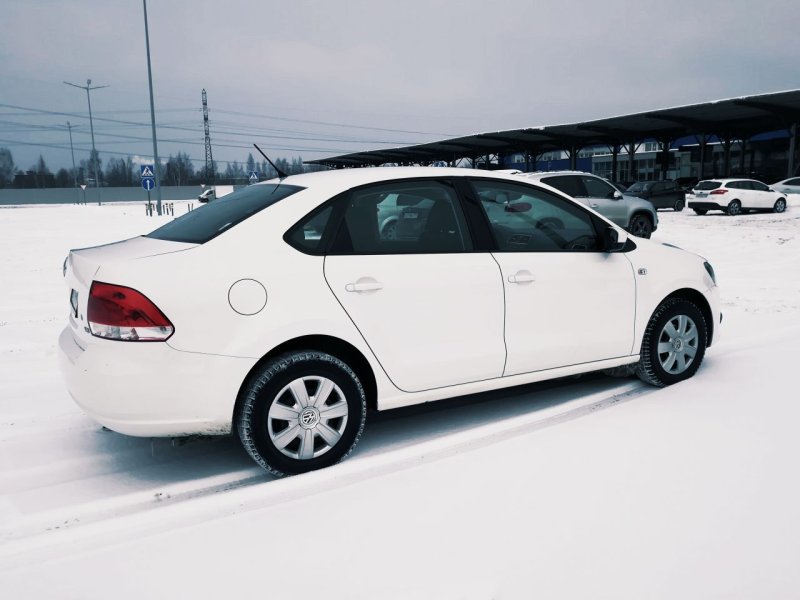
[582,176,617,198]
[148,183,304,244]
[330,180,472,254]
[786,178,800,186]
[541,175,585,198]
[471,180,600,252]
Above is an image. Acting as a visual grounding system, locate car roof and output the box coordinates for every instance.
[519,170,592,179]
[260,166,536,190]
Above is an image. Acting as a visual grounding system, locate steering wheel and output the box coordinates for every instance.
[565,234,597,251]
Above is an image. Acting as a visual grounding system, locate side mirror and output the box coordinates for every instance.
[602,226,627,252]
[612,191,623,200]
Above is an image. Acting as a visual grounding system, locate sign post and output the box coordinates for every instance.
[249,171,259,184]
[140,164,156,215]
[80,184,87,205]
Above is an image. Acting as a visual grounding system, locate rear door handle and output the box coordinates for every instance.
[345,279,383,293]
[508,270,535,284]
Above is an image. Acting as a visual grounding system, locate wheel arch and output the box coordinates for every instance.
[660,288,714,347]
[233,334,379,427]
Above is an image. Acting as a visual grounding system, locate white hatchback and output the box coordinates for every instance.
[59,167,721,475]
[687,178,788,215]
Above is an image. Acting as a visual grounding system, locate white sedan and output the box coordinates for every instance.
[687,178,787,215]
[59,167,721,475]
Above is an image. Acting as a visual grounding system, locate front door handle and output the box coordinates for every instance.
[345,278,384,293]
[508,270,535,284]
[590,203,599,208]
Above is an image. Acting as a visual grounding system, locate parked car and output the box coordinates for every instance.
[59,167,719,475]
[518,171,658,238]
[687,179,787,215]
[376,192,435,240]
[772,177,800,195]
[625,180,686,211]
[198,185,234,203]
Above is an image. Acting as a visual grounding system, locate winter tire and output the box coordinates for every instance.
[774,198,787,213]
[636,298,707,387]
[673,199,685,212]
[628,214,653,239]
[237,351,367,476]
[726,199,742,216]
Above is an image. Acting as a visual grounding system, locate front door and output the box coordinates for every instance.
[324,179,506,392]
[468,178,636,376]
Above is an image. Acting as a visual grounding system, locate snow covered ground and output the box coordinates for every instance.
[1,199,800,598]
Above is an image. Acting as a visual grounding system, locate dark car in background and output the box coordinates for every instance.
[625,180,686,211]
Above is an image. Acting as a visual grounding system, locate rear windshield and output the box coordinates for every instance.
[147,183,304,243]
[695,181,722,191]
[626,182,650,192]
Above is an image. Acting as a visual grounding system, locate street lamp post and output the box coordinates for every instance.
[66,121,78,204]
[142,0,163,216]
[64,79,108,205]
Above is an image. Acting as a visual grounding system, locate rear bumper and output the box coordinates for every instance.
[689,201,726,211]
[58,327,256,437]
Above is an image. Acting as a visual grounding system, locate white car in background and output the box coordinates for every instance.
[772,176,800,195]
[687,179,787,215]
[59,167,720,476]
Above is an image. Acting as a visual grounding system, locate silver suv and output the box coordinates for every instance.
[518,171,658,238]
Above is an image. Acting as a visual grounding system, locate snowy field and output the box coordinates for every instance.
[1,198,800,598]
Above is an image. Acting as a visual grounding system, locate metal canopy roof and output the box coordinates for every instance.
[308,89,800,167]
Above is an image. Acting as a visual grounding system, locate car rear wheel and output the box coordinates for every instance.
[637,298,707,387]
[692,209,707,215]
[774,198,787,213]
[382,221,398,241]
[628,214,653,238]
[237,351,367,476]
[726,199,742,216]
[673,199,685,211]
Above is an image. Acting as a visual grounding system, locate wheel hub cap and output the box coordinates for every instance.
[267,376,349,460]
[657,314,699,375]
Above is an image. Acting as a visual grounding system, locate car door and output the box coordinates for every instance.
[579,175,629,226]
[748,180,775,208]
[467,178,636,376]
[648,181,666,208]
[323,178,506,392]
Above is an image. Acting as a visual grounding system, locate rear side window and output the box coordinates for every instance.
[147,184,304,243]
[786,178,800,186]
[330,180,473,254]
[695,181,722,191]
[626,182,649,192]
[541,175,585,198]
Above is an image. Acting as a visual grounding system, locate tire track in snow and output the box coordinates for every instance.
[0,377,654,569]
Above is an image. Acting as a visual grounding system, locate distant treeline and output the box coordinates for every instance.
[0,147,325,189]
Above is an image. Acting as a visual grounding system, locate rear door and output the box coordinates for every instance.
[323,178,506,392]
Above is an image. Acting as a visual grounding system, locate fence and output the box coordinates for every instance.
[0,186,237,206]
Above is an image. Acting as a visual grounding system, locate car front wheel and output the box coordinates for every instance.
[628,214,653,238]
[674,199,685,211]
[637,298,707,387]
[774,198,787,213]
[237,351,367,476]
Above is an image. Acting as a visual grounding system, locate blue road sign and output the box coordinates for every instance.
[140,165,155,178]
[249,171,258,183]
[142,178,155,191]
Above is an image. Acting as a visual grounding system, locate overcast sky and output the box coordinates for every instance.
[1,0,799,171]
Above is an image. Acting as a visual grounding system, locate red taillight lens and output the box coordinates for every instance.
[88,281,174,341]
[709,189,728,195]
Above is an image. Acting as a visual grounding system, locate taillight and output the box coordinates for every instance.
[88,281,174,341]
[709,189,728,195]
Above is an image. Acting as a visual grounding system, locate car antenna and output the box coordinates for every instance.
[253,143,288,179]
